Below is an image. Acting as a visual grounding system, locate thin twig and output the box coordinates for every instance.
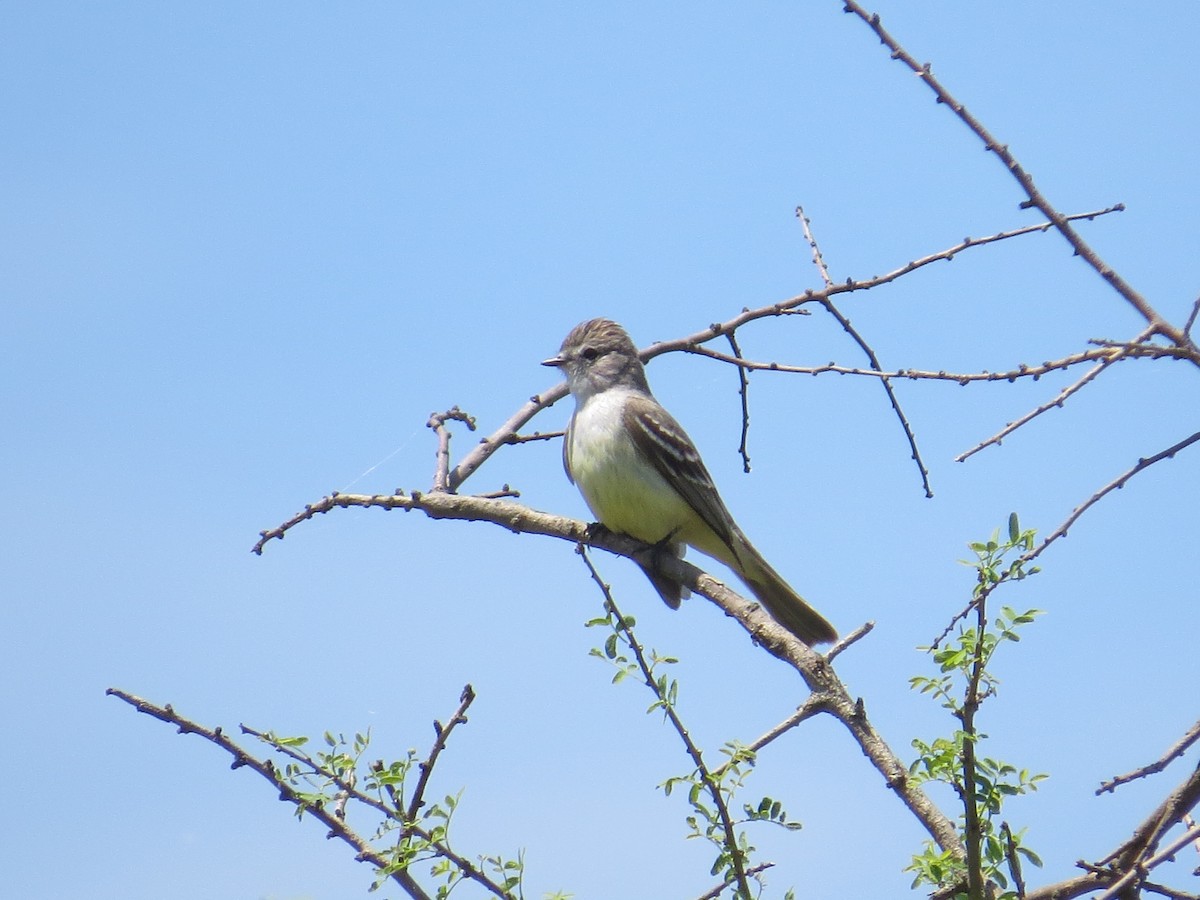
[441,207,1123,494]
[841,1,1191,351]
[957,328,1160,462]
[576,546,754,897]
[502,430,564,444]
[107,688,435,900]
[406,684,476,821]
[427,406,476,493]
[1185,295,1200,337]
[1099,721,1200,795]
[957,355,1122,462]
[825,620,875,663]
[1094,825,1200,900]
[818,295,933,497]
[796,205,834,286]
[683,339,1185,384]
[724,330,753,473]
[797,204,933,497]
[693,862,776,900]
[717,693,833,775]
[1023,429,1200,564]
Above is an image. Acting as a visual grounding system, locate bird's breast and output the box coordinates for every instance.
[567,391,695,544]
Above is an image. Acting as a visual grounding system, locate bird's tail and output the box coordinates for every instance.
[731,531,837,646]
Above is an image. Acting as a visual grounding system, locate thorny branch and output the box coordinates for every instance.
[1020,429,1200,565]
[724,329,753,474]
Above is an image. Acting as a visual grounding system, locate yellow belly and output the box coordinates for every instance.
[566,390,727,562]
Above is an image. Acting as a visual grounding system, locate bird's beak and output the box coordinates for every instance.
[541,355,565,368]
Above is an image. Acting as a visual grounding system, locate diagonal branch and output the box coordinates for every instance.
[407,684,475,822]
[106,688,435,900]
[1023,429,1200,564]
[1099,720,1200,795]
[797,204,933,496]
[840,1,1192,351]
[578,547,752,897]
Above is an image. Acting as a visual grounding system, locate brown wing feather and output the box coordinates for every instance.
[622,394,740,559]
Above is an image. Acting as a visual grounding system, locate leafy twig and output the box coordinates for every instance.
[577,546,754,897]
[106,688,434,900]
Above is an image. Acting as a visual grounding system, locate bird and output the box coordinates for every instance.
[543,317,837,646]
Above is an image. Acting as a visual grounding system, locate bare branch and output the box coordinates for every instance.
[427,406,476,493]
[1094,824,1200,900]
[840,1,1192,350]
[796,205,834,287]
[795,205,933,495]
[1185,295,1200,338]
[1024,430,1200,564]
[683,340,1185,385]
[1099,721,1200,795]
[819,294,934,497]
[440,207,1123,494]
[724,329,754,473]
[407,684,476,822]
[825,620,875,663]
[723,692,832,768]
[956,349,1129,463]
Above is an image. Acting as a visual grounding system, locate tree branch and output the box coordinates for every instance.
[253,488,966,860]
[1099,720,1200,795]
[438,207,1123,495]
[106,688,435,900]
[840,1,1193,351]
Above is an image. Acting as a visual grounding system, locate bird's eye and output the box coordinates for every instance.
[580,346,600,361]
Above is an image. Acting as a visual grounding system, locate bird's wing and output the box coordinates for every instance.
[622,393,738,554]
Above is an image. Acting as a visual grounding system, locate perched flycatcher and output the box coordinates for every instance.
[543,318,837,646]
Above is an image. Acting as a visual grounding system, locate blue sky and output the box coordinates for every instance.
[4,3,1199,898]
